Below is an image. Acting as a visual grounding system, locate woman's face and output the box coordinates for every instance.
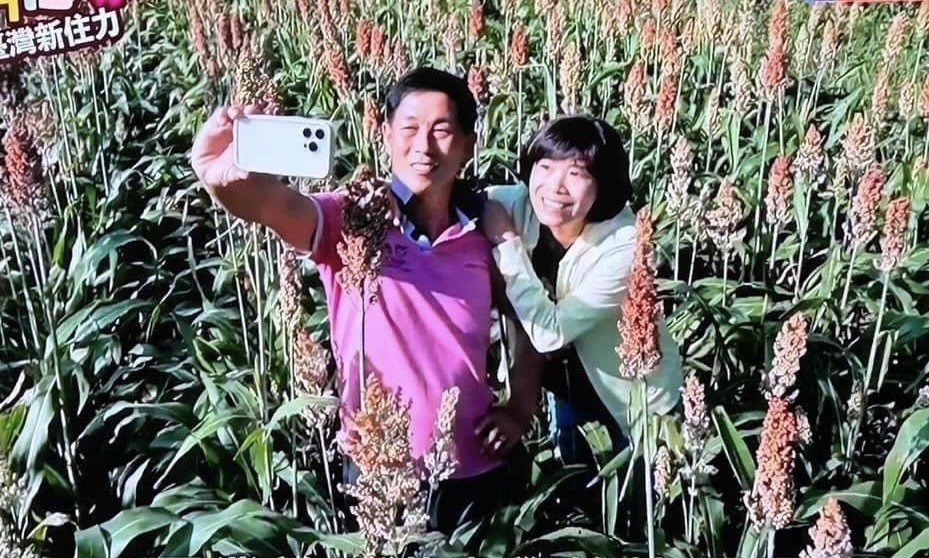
[528,157,597,229]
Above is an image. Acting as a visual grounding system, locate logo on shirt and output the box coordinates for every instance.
[0,0,126,65]
[383,242,411,271]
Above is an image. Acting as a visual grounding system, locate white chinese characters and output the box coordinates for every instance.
[0,5,123,62]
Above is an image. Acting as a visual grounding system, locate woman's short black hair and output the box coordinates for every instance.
[385,67,479,134]
[519,115,632,222]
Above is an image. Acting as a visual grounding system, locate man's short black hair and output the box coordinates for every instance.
[519,115,633,222]
[385,67,479,134]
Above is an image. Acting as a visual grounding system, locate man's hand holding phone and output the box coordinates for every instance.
[191,104,259,189]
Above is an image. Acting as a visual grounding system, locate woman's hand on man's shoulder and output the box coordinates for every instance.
[482,200,519,246]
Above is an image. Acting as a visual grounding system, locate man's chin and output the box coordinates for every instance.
[395,171,448,193]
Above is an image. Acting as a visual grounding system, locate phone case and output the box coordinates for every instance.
[233,114,334,179]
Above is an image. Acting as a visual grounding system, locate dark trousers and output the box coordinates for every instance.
[341,459,511,536]
[543,361,627,467]
[551,394,628,465]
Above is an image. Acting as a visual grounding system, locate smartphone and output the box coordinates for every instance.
[233,114,335,179]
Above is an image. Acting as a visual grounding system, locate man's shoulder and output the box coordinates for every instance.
[307,190,347,220]
[452,179,488,221]
[310,189,348,202]
[484,184,530,227]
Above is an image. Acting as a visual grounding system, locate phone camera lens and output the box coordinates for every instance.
[303,128,312,138]
[315,129,325,139]
[308,142,318,152]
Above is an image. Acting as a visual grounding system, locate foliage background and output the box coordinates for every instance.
[1,0,929,556]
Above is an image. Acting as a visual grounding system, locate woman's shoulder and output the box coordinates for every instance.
[586,206,638,253]
[484,183,529,207]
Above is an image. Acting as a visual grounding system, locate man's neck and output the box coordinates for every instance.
[412,185,455,241]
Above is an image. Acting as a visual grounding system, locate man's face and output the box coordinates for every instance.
[382,90,475,196]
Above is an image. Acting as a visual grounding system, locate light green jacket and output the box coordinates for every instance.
[487,184,682,431]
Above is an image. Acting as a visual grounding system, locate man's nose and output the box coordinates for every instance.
[412,127,432,153]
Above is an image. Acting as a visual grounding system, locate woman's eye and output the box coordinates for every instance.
[570,167,591,179]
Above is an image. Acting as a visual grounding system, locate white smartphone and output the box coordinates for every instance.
[233,114,335,179]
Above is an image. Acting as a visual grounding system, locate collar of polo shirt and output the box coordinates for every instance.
[389,175,485,247]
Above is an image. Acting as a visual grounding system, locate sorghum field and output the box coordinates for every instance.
[2,0,929,556]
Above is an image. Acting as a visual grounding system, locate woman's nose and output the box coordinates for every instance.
[543,178,569,197]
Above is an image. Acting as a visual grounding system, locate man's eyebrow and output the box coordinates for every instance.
[395,115,457,127]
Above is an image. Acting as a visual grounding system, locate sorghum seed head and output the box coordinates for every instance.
[706,178,744,255]
[795,124,824,181]
[799,498,853,558]
[510,25,530,67]
[763,312,808,402]
[468,1,485,42]
[667,135,693,218]
[616,209,661,380]
[849,163,885,250]
[682,373,711,455]
[468,65,490,106]
[764,155,794,225]
[876,196,910,272]
[745,397,798,531]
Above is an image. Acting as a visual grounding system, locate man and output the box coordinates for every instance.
[190,67,541,533]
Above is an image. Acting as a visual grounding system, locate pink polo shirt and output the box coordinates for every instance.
[309,191,500,479]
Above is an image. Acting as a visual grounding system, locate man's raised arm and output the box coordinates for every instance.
[190,105,320,253]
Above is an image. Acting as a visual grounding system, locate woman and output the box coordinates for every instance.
[483,115,682,465]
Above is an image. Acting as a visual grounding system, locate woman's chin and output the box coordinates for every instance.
[532,201,573,226]
[536,214,567,228]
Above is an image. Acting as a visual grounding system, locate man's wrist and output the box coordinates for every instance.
[506,398,537,426]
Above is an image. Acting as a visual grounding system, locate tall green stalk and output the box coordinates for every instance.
[245,225,268,424]
[793,184,813,301]
[838,244,859,321]
[721,251,730,305]
[27,216,82,522]
[640,381,656,558]
[752,101,773,266]
[845,271,890,462]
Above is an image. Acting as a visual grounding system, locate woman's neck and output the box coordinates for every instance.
[547,221,585,249]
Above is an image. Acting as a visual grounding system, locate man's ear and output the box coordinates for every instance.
[465,132,477,153]
[381,120,392,157]
[461,132,477,163]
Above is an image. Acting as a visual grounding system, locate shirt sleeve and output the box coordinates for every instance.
[493,232,636,354]
[306,192,345,267]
